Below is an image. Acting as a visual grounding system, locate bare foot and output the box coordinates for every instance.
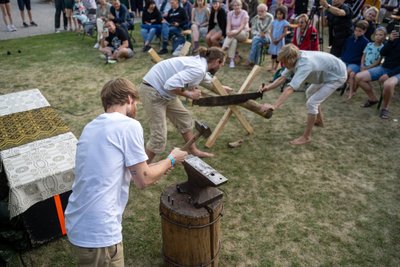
[189,148,214,158]
[289,136,311,145]
[346,92,356,101]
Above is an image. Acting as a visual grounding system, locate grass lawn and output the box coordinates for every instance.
[0,31,399,267]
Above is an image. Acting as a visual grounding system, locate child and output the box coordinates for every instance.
[268,6,289,72]
[72,0,88,32]
[349,27,387,99]
[340,20,369,99]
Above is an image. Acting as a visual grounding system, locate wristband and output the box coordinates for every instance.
[167,154,175,167]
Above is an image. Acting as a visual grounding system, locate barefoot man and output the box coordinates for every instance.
[260,44,347,145]
[139,46,230,162]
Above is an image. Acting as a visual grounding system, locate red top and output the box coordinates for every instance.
[292,25,319,51]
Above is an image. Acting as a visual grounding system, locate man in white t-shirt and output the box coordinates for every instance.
[64,78,187,266]
[260,44,347,145]
[140,46,231,163]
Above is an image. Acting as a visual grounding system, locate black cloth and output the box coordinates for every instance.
[364,20,376,41]
[327,3,353,57]
[295,0,309,16]
[106,26,133,50]
[166,6,189,29]
[381,38,400,72]
[208,7,227,37]
[142,8,162,24]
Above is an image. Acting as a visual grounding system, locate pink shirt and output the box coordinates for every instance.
[227,10,249,31]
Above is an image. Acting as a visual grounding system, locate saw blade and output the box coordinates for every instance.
[192,92,263,106]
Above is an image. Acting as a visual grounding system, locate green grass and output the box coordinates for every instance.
[1,31,399,267]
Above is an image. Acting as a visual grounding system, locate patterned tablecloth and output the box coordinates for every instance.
[0,89,77,218]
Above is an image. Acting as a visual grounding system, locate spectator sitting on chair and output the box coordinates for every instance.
[292,13,319,51]
[340,20,369,99]
[348,27,386,100]
[244,3,273,66]
[100,20,134,63]
[158,0,189,54]
[379,73,400,119]
[355,30,400,108]
[363,6,378,41]
[191,0,210,53]
[109,0,133,32]
[94,0,111,49]
[141,0,162,52]
[206,0,227,47]
[222,0,250,68]
[72,0,89,32]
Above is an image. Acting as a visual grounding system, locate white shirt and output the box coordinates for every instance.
[65,112,148,248]
[143,55,208,99]
[282,50,347,91]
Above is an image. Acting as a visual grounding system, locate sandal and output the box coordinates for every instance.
[361,99,378,108]
[379,109,390,119]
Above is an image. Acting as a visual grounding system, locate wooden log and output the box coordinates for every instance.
[160,185,223,267]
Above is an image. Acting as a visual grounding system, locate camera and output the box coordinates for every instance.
[395,24,400,34]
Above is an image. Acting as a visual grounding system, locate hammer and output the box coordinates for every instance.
[182,121,212,151]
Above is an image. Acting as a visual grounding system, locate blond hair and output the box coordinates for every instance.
[100,78,139,111]
[277,44,300,67]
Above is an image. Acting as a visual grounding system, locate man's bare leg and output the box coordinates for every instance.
[182,131,214,158]
[314,106,324,127]
[145,148,156,163]
[290,113,316,145]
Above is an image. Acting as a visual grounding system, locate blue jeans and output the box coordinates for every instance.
[248,36,270,64]
[141,24,161,44]
[161,22,182,49]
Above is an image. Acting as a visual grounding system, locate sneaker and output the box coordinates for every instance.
[379,108,390,119]
[93,43,100,49]
[55,28,61,33]
[229,61,235,68]
[6,25,13,32]
[107,59,117,64]
[23,22,29,27]
[158,48,168,55]
[30,21,38,27]
[172,44,184,56]
[11,24,17,31]
[99,54,107,60]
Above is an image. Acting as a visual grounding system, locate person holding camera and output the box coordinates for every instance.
[99,20,133,63]
[320,0,353,57]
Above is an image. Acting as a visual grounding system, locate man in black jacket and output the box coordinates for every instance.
[320,0,353,57]
[158,0,189,54]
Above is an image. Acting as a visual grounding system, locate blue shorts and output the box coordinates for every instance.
[347,64,360,74]
[367,66,394,81]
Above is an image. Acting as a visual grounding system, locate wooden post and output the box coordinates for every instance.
[205,66,261,148]
[148,48,162,63]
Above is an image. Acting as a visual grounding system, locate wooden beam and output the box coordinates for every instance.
[179,41,192,56]
[148,48,162,63]
[205,77,254,148]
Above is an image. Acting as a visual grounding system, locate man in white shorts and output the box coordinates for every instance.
[260,44,347,145]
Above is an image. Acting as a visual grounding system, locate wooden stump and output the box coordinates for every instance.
[160,184,223,267]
